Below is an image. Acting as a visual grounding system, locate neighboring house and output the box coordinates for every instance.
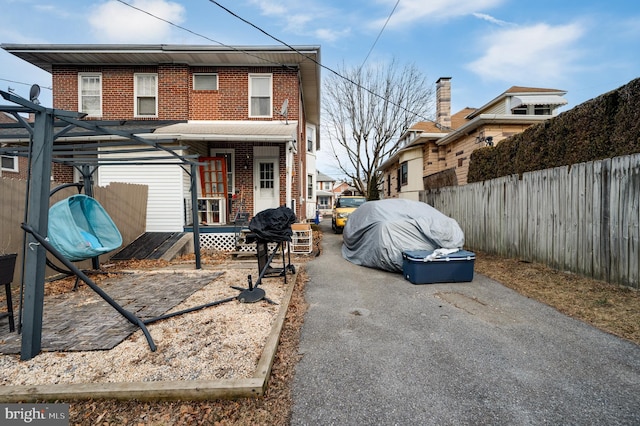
[1,44,321,232]
[378,77,567,199]
[316,171,336,215]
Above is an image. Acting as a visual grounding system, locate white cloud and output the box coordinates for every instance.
[248,0,288,16]
[372,0,505,28]
[89,0,186,43]
[247,0,344,42]
[467,22,585,84]
[472,12,514,27]
[314,27,351,43]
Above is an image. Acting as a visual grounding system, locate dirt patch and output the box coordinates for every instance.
[474,251,640,345]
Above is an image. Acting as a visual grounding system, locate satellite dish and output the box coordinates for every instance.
[279,99,289,124]
[29,84,41,104]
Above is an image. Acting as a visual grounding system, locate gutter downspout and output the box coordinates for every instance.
[286,139,295,211]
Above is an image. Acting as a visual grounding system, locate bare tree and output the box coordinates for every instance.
[322,59,434,199]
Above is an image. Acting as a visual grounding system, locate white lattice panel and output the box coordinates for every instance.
[198,233,236,251]
[196,233,281,253]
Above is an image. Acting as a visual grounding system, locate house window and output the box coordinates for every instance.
[400,161,408,186]
[387,174,391,196]
[534,104,551,115]
[318,195,330,210]
[249,74,272,117]
[307,174,314,199]
[396,168,401,191]
[193,73,218,90]
[260,163,274,188]
[134,73,158,117]
[1,155,18,172]
[211,149,234,193]
[78,73,102,116]
[512,105,527,115]
[306,125,315,152]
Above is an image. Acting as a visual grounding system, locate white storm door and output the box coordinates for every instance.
[254,158,279,214]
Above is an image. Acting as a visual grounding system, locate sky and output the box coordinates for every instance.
[1,0,639,175]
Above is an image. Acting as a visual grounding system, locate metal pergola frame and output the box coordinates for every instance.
[0,88,206,360]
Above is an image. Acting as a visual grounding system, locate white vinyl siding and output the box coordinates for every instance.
[78,73,102,117]
[249,74,272,117]
[97,148,185,232]
[134,73,158,117]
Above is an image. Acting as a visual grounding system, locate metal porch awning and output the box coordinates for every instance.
[511,95,568,109]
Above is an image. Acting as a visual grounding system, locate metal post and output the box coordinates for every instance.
[82,164,100,271]
[190,163,202,269]
[20,109,54,360]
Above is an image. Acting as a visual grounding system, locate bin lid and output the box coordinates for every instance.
[402,249,475,262]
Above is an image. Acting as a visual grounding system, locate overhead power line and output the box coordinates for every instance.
[206,0,433,123]
[111,0,435,124]
[360,0,400,69]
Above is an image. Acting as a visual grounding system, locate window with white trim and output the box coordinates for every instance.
[194,73,218,90]
[307,174,314,199]
[249,74,272,117]
[134,73,158,117]
[1,155,18,172]
[306,125,315,152]
[79,73,102,117]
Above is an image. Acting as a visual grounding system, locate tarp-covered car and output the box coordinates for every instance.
[341,199,465,272]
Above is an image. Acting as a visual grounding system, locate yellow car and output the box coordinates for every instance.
[332,196,367,234]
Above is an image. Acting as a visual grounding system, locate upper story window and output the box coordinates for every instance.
[512,105,528,115]
[193,73,218,90]
[134,73,158,117]
[1,155,18,172]
[534,104,551,115]
[78,73,102,117]
[307,125,315,152]
[249,74,272,117]
[512,103,553,116]
[307,174,314,199]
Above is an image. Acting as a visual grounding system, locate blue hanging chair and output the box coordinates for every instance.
[48,194,123,262]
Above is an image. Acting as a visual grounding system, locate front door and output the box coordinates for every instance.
[253,158,279,214]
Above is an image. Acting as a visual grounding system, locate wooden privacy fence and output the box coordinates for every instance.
[0,178,148,283]
[421,153,640,289]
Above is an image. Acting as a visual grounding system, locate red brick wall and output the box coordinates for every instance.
[52,65,300,122]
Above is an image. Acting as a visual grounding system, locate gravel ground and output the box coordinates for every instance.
[0,266,287,387]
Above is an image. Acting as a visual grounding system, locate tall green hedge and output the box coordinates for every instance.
[468,77,640,183]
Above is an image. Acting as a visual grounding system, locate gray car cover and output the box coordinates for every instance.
[341,199,465,272]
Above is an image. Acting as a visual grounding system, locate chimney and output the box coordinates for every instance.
[436,77,452,130]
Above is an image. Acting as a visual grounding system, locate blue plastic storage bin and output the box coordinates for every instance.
[402,249,475,284]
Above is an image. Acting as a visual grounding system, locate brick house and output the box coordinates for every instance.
[378,77,567,199]
[1,44,321,232]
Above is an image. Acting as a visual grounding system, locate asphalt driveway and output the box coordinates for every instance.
[290,220,640,425]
